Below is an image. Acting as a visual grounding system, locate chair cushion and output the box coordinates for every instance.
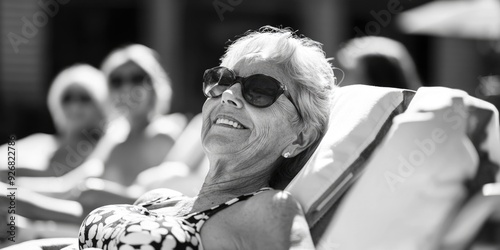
[315,86,500,249]
[286,84,415,227]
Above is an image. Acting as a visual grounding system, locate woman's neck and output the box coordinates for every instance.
[62,127,95,144]
[192,160,272,212]
[127,115,150,136]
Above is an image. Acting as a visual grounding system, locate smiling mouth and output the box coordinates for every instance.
[215,118,246,129]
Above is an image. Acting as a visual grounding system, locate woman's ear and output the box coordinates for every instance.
[286,126,318,158]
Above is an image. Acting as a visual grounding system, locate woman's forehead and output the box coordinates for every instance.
[230,55,288,83]
[64,83,89,93]
[110,60,146,76]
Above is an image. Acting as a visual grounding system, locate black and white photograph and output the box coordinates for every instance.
[1,0,500,249]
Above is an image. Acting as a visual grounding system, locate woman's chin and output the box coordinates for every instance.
[204,126,250,145]
[203,137,248,156]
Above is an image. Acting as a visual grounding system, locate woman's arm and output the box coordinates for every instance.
[0,133,58,182]
[72,177,144,214]
[16,158,105,195]
[15,118,130,194]
[0,182,83,224]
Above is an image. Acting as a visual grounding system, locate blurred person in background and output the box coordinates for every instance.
[336,36,422,91]
[93,44,208,200]
[1,44,202,231]
[0,64,108,246]
[0,64,108,180]
[93,43,183,187]
[17,44,188,200]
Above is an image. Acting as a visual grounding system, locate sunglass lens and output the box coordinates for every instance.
[206,84,229,97]
[243,76,280,107]
[203,68,233,98]
[110,77,122,88]
[62,93,92,104]
[80,95,92,103]
[62,94,71,104]
[131,74,149,85]
[202,67,285,108]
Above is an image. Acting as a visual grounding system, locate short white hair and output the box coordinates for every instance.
[220,26,336,142]
[101,44,172,117]
[47,64,108,135]
[220,26,337,187]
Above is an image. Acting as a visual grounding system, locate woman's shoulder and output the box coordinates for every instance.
[251,188,299,205]
[214,189,307,249]
[244,189,302,219]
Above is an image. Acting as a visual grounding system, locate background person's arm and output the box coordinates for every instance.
[0,182,83,224]
[16,118,130,194]
[0,133,58,182]
[16,158,105,195]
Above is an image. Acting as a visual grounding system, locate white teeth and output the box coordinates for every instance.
[215,118,244,129]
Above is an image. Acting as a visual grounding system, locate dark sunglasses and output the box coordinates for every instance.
[109,73,151,89]
[62,92,92,104]
[203,66,300,113]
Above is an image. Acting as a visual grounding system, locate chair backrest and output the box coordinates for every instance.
[286,85,500,249]
[285,85,415,236]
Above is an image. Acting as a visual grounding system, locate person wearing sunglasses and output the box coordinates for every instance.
[0,64,109,246]
[77,26,335,250]
[0,64,108,180]
[22,44,182,191]
[93,44,181,187]
[6,45,187,222]
[42,44,187,204]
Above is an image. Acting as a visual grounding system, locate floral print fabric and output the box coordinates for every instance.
[79,187,271,250]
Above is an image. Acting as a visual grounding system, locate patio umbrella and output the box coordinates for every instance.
[397,0,500,40]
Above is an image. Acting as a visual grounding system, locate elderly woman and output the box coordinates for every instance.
[96,43,181,186]
[5,45,186,227]
[0,64,108,246]
[19,44,184,194]
[78,26,335,250]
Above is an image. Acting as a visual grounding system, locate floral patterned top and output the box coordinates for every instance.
[78,187,272,250]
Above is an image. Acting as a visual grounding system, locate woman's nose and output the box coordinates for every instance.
[221,83,243,108]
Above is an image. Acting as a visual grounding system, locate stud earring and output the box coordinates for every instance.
[284,152,291,158]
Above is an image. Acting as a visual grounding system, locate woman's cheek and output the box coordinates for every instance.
[202,98,214,113]
[200,99,216,139]
[200,118,211,142]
